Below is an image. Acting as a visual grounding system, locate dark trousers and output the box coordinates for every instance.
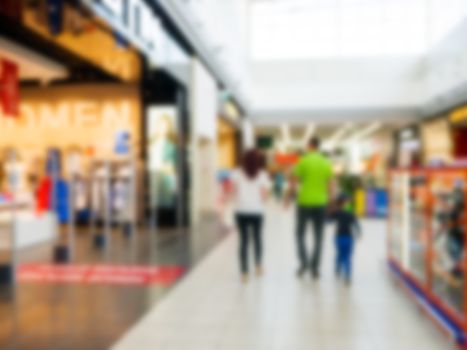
[235,213,263,274]
[335,235,354,280]
[296,206,326,272]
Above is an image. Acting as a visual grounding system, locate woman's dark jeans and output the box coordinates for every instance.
[235,213,264,274]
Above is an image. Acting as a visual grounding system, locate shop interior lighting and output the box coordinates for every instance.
[280,123,291,149]
[324,123,354,150]
[345,122,382,143]
[301,123,316,147]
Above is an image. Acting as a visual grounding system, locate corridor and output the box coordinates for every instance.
[112,204,452,350]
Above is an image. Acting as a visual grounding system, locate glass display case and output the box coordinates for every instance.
[408,173,429,283]
[389,173,409,266]
[389,168,467,348]
[429,172,465,313]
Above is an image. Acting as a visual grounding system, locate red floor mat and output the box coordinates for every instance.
[18,264,186,286]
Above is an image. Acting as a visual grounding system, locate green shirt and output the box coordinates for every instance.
[293,152,333,206]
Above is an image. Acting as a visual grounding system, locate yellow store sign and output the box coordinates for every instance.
[450,106,467,124]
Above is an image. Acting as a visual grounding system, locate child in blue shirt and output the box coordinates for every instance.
[329,194,361,285]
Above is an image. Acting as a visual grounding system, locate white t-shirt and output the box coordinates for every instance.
[231,169,271,214]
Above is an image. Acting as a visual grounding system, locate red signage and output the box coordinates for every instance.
[18,264,186,286]
[0,59,19,117]
[275,153,299,166]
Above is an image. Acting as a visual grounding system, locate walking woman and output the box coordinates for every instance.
[231,149,271,283]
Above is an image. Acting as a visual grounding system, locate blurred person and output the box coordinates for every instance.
[231,149,271,283]
[329,194,361,285]
[288,137,333,279]
[273,169,285,201]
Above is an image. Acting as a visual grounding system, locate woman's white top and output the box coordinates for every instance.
[231,169,270,214]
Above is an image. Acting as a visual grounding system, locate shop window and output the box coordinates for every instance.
[430,173,465,314]
[408,174,429,283]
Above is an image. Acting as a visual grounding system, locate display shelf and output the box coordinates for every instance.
[389,168,467,349]
[0,211,57,250]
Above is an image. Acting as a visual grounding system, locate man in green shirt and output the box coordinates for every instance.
[290,137,333,279]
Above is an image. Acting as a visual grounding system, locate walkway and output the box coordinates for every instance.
[112,204,454,350]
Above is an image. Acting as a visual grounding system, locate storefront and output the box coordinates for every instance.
[143,70,191,227]
[389,106,467,347]
[394,125,423,168]
[0,0,196,235]
[217,118,238,170]
[394,105,467,168]
[0,82,142,244]
[217,99,242,172]
[421,116,453,166]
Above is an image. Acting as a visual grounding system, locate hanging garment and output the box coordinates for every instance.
[36,176,69,223]
[73,179,88,211]
[36,177,52,213]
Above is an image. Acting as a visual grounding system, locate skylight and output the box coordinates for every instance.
[250,0,466,60]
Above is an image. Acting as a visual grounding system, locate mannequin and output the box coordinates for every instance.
[3,148,28,194]
[66,146,88,211]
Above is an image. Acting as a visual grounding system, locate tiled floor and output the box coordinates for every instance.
[112,203,456,350]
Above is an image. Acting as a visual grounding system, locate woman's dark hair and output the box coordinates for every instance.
[241,149,262,179]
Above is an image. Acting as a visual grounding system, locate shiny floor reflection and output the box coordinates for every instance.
[0,217,228,350]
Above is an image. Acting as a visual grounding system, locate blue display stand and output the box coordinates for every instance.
[53,179,70,224]
[375,189,388,217]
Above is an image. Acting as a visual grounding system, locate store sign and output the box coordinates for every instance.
[0,59,19,117]
[0,101,131,129]
[85,0,163,60]
[450,106,467,124]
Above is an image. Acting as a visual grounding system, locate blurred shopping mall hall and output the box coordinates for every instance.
[1,0,467,349]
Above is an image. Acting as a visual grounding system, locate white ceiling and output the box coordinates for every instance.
[249,56,423,124]
[250,0,467,60]
[247,1,467,125]
[151,0,467,122]
[0,36,68,83]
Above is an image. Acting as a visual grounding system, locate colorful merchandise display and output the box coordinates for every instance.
[354,188,388,218]
[354,189,365,217]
